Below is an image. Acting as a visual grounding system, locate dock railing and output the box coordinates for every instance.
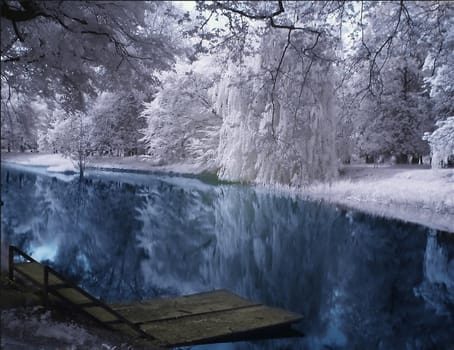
[8,245,151,339]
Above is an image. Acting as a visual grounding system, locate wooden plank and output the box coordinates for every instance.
[14,262,63,285]
[109,323,147,338]
[140,305,303,347]
[111,290,251,310]
[53,288,93,305]
[83,306,120,323]
[111,290,256,324]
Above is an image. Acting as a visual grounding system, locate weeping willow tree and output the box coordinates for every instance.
[215,29,338,186]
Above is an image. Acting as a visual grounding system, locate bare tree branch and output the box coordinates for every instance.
[270,28,292,138]
[213,0,321,35]
[0,0,42,22]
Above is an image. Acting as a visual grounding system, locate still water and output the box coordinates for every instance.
[1,163,453,350]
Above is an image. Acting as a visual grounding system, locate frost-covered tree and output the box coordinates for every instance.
[140,57,222,170]
[423,117,454,168]
[340,1,453,163]
[192,1,344,63]
[353,56,433,162]
[186,1,453,179]
[422,29,454,169]
[45,111,91,177]
[423,10,454,120]
[1,0,189,175]
[36,101,59,153]
[38,89,148,175]
[215,29,338,185]
[0,91,39,151]
[3,0,454,185]
[90,91,146,156]
[141,27,339,185]
[1,1,182,110]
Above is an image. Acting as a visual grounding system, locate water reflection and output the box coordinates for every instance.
[1,164,453,349]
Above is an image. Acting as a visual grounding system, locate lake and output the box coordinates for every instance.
[1,163,453,349]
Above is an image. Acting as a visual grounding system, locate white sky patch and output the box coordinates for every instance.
[173,1,196,13]
[173,0,228,30]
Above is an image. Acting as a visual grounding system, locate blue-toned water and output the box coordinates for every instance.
[1,163,453,350]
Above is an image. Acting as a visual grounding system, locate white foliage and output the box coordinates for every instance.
[423,10,454,117]
[141,31,338,185]
[423,116,454,168]
[215,30,338,186]
[1,1,180,109]
[140,58,222,170]
[89,91,145,156]
[38,106,65,152]
[45,112,91,175]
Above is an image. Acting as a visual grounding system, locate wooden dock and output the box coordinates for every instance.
[8,245,303,347]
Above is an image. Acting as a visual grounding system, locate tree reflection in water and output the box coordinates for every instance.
[1,164,453,349]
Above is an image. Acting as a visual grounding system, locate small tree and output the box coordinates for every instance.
[72,113,90,178]
[47,112,91,178]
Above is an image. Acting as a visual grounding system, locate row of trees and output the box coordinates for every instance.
[1,1,453,181]
[1,0,185,176]
[140,1,453,183]
[337,1,453,165]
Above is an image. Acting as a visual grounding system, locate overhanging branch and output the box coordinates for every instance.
[1,0,42,22]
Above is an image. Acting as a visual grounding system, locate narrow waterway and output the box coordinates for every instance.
[1,164,453,349]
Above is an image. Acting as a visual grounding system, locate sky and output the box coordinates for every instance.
[173,0,197,12]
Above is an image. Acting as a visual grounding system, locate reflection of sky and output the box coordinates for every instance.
[30,242,58,262]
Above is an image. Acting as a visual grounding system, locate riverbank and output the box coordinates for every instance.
[2,152,453,232]
[301,164,454,233]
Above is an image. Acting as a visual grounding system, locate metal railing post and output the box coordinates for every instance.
[8,245,14,280]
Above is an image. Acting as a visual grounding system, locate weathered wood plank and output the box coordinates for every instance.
[53,288,93,305]
[15,263,96,306]
[109,323,146,338]
[83,306,120,323]
[140,305,303,347]
[111,290,256,324]
[14,262,63,285]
